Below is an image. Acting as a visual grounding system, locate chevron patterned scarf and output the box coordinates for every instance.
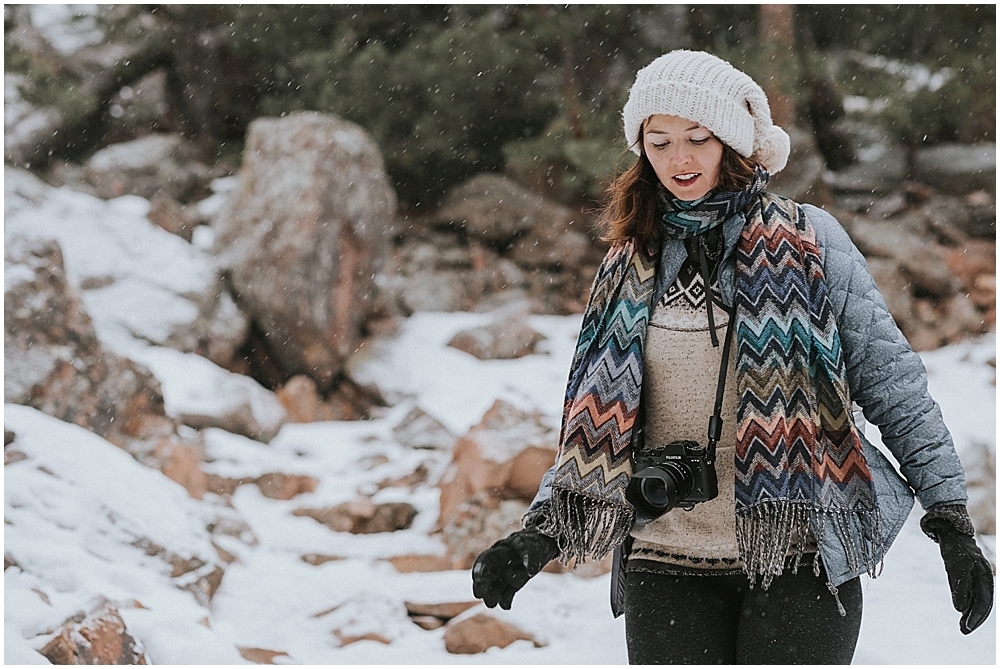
[530,172,883,586]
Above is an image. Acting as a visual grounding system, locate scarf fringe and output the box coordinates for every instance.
[533,487,634,565]
[736,501,885,589]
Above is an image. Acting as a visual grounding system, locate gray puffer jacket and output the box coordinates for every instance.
[527,203,968,587]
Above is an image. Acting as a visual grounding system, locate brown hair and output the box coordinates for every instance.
[600,127,758,247]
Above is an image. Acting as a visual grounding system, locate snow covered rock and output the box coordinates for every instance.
[317,593,413,647]
[84,133,211,203]
[213,111,397,391]
[437,399,557,530]
[443,613,542,654]
[3,167,248,367]
[392,407,457,451]
[4,236,173,445]
[914,143,996,196]
[447,305,546,360]
[128,346,287,443]
[404,600,478,630]
[436,399,558,568]
[38,599,149,665]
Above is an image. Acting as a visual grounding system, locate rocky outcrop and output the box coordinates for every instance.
[376,173,603,317]
[3,167,248,369]
[128,346,287,443]
[435,173,575,246]
[769,125,832,205]
[836,190,995,351]
[4,236,173,445]
[214,111,397,391]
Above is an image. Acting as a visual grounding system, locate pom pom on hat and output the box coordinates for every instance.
[755,125,791,174]
[622,50,791,174]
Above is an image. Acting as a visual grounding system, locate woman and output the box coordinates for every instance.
[471,50,993,664]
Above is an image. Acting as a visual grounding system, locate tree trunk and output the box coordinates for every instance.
[757,4,798,128]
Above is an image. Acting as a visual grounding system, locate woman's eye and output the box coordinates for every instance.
[691,137,710,145]
[651,142,668,149]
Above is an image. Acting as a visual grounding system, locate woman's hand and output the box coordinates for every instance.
[471,529,560,610]
[937,526,994,634]
[921,505,994,634]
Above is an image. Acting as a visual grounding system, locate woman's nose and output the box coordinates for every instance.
[672,147,693,165]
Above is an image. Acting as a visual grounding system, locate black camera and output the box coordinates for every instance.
[626,440,719,524]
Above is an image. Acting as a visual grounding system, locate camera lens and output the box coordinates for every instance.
[626,462,694,523]
[639,476,668,508]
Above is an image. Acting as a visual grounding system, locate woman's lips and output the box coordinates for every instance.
[673,173,700,185]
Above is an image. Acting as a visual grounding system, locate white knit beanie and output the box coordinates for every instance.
[623,50,790,174]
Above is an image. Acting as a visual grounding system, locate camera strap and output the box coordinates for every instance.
[634,238,735,465]
[698,235,733,464]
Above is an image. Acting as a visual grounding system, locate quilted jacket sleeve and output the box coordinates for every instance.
[803,204,968,510]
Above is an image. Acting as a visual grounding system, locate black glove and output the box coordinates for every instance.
[921,505,995,634]
[471,529,560,610]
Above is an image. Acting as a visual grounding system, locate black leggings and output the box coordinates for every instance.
[624,567,863,664]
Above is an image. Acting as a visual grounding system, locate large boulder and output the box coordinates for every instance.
[214,112,397,390]
[84,133,212,203]
[4,236,172,445]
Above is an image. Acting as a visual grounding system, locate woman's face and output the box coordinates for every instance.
[642,114,724,201]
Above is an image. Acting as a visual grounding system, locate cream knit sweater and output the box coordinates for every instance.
[629,286,742,570]
[629,270,817,571]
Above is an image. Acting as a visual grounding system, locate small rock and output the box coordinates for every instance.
[387,554,453,573]
[276,375,336,423]
[238,647,291,665]
[405,600,478,621]
[392,407,456,451]
[293,499,417,534]
[378,463,430,490]
[301,554,345,566]
[448,316,545,360]
[257,472,319,500]
[444,613,542,654]
[334,631,391,646]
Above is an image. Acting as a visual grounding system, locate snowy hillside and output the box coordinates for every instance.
[5,306,996,664]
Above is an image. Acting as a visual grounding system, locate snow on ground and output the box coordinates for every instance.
[4,306,996,663]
